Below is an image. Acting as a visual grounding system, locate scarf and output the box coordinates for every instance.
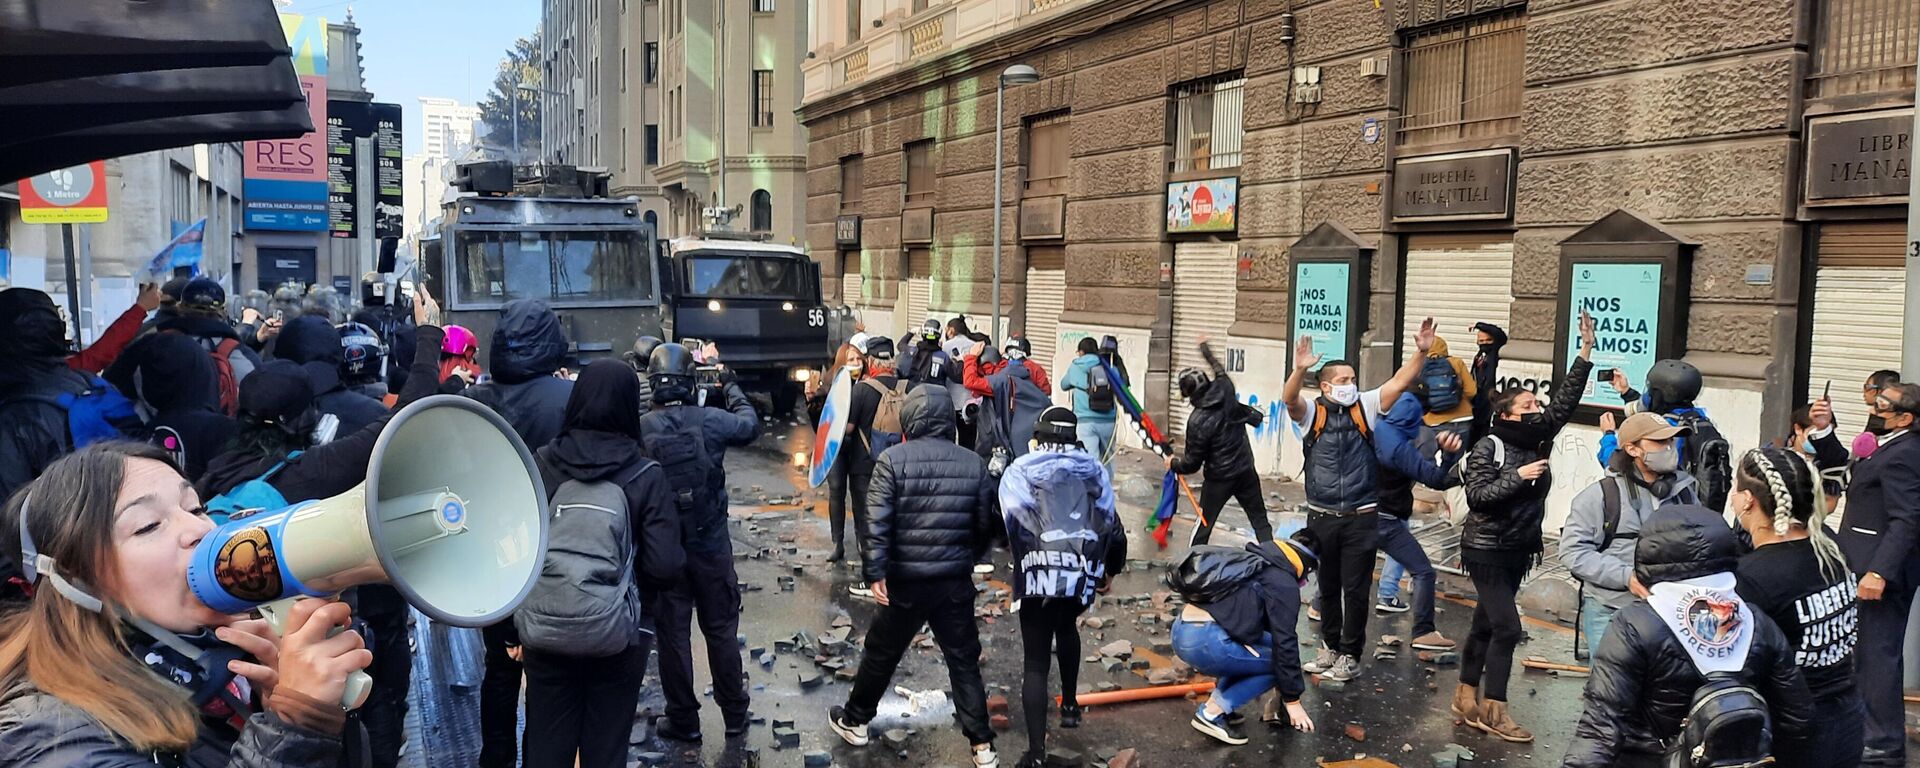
[1647,572,1753,675]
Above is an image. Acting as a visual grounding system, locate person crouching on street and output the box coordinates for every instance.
[1169,530,1322,745]
[829,384,1002,768]
[998,407,1128,768]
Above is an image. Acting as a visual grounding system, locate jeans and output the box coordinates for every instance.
[1307,512,1378,657]
[655,544,750,733]
[1171,620,1276,713]
[522,641,648,768]
[1190,471,1274,546]
[1460,562,1527,702]
[1019,598,1085,755]
[1372,515,1437,637]
[843,578,995,746]
[1076,420,1117,479]
[1578,595,1618,654]
[1857,582,1915,765]
[1778,689,1865,768]
[478,620,523,768]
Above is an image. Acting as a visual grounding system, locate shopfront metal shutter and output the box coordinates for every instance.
[903,248,932,339]
[1809,221,1907,436]
[1025,246,1066,378]
[842,272,863,308]
[1170,242,1238,438]
[1401,235,1514,363]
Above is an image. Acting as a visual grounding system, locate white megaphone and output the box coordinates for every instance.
[186,395,549,709]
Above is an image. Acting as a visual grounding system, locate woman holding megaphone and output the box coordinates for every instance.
[0,441,373,766]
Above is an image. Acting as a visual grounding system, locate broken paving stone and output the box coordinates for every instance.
[1147,668,1179,685]
[1083,617,1109,630]
[1344,723,1367,742]
[635,753,669,767]
[1044,747,1085,767]
[987,694,1010,715]
[1377,635,1403,647]
[1094,681,1121,693]
[1129,659,1152,671]
[882,729,910,748]
[1107,748,1139,768]
[803,752,833,768]
[1373,648,1399,661]
[990,714,1011,731]
[771,727,801,749]
[1102,657,1125,674]
[1318,678,1348,692]
[831,613,853,628]
[797,673,823,690]
[1098,640,1133,659]
[834,667,858,682]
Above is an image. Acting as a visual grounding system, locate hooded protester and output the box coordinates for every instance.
[1371,392,1464,653]
[966,336,1050,467]
[1559,412,1699,652]
[1173,339,1278,546]
[1060,337,1120,476]
[122,332,240,481]
[843,335,907,596]
[1454,311,1596,744]
[0,288,128,504]
[463,299,574,452]
[270,316,388,438]
[1563,506,1814,768]
[107,278,264,419]
[522,360,685,767]
[997,407,1128,768]
[942,319,980,447]
[829,385,1002,768]
[1732,447,1861,768]
[1418,336,1478,432]
[639,342,759,744]
[1169,530,1323,746]
[1467,322,1507,446]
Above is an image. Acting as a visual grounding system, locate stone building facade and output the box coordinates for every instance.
[799,0,1917,531]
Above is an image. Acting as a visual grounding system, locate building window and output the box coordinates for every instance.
[622,128,628,170]
[170,162,193,225]
[621,48,628,92]
[1024,113,1069,196]
[751,190,773,231]
[754,0,775,11]
[840,156,863,212]
[645,42,659,83]
[904,140,934,204]
[645,124,659,165]
[1810,0,1920,97]
[847,0,862,42]
[1171,75,1244,173]
[1399,10,1525,146]
[752,70,775,127]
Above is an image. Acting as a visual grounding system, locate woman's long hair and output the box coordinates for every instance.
[1735,446,1849,583]
[0,442,202,752]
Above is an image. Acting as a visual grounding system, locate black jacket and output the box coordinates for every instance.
[639,385,760,556]
[1192,541,1310,703]
[107,313,265,403]
[1468,322,1507,443]
[0,360,92,503]
[845,371,901,477]
[123,332,240,481]
[1462,357,1591,559]
[352,306,416,394]
[463,300,574,451]
[1838,430,1920,589]
[863,385,997,584]
[272,315,389,437]
[1171,342,1262,482]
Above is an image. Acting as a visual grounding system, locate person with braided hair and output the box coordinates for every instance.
[1732,446,1861,768]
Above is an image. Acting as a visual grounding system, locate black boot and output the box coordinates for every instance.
[1059,702,1082,729]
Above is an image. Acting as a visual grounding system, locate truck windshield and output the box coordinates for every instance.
[682,252,806,299]
[455,229,653,305]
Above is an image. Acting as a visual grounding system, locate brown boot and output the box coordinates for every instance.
[1449,683,1481,725]
[1473,700,1534,743]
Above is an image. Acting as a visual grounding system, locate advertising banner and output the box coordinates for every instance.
[1565,262,1663,408]
[1166,177,1238,234]
[1292,261,1351,369]
[244,14,328,231]
[373,102,405,238]
[326,100,366,238]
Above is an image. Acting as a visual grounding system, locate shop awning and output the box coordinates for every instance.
[0,0,291,87]
[0,102,311,182]
[0,62,305,146]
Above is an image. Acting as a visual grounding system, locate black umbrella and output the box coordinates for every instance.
[0,60,305,146]
[0,0,291,87]
[0,100,313,182]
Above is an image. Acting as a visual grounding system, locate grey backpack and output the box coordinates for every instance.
[514,462,647,657]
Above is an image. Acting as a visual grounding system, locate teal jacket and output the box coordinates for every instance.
[1060,354,1117,423]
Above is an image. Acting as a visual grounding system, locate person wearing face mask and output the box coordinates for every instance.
[811,335,869,564]
[1467,322,1507,447]
[1836,382,1920,767]
[1277,319,1437,684]
[1453,311,1596,744]
[1853,370,1902,459]
[1594,360,1733,512]
[1168,530,1323,745]
[1559,412,1697,654]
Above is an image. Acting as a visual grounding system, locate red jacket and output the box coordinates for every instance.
[963,355,1048,398]
[66,303,148,375]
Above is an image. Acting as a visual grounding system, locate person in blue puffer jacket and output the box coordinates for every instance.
[1371,393,1466,652]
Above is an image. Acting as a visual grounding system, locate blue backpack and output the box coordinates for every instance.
[1420,357,1463,412]
[204,452,302,525]
[1,373,141,450]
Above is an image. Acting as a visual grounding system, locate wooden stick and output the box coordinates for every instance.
[1521,656,1590,674]
[1056,681,1215,706]
[1177,476,1209,528]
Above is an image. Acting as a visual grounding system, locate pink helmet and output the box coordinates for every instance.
[442,325,479,357]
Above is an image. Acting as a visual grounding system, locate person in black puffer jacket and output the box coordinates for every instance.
[0,288,105,504]
[1453,311,1595,744]
[828,384,1001,767]
[1170,339,1272,545]
[1563,505,1814,768]
[270,315,388,437]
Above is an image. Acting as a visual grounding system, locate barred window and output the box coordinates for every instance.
[904,140,934,204]
[1810,0,1920,97]
[1398,10,1525,147]
[753,70,775,127]
[1171,76,1244,173]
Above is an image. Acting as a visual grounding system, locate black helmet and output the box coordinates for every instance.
[1645,359,1703,412]
[626,335,665,372]
[338,322,388,379]
[1035,406,1078,446]
[864,335,896,361]
[1004,336,1032,360]
[1100,335,1119,354]
[648,342,698,378]
[978,344,1003,367]
[179,278,227,315]
[1178,367,1211,400]
[919,318,942,344]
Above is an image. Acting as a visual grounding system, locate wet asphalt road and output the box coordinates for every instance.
[623,420,1601,768]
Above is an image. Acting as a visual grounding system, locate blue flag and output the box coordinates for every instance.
[146,218,206,277]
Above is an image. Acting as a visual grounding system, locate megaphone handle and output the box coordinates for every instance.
[257,598,375,711]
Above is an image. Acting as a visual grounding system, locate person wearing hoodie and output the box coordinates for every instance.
[463,298,575,454]
[121,332,240,481]
[270,315,388,438]
[0,288,132,504]
[1562,506,1814,768]
[1059,337,1121,477]
[1467,322,1507,446]
[942,319,981,447]
[1454,311,1596,744]
[1370,392,1464,652]
[107,278,264,418]
[997,407,1128,768]
[829,384,1002,768]
[1418,336,1478,434]
[1559,412,1698,653]
[844,335,906,597]
[523,360,686,767]
[1169,530,1323,746]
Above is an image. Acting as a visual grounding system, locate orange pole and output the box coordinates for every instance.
[1177,476,1208,528]
[1056,681,1215,706]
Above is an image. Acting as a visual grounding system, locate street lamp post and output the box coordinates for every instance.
[991,64,1039,343]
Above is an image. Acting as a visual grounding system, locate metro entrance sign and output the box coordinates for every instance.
[20,161,109,224]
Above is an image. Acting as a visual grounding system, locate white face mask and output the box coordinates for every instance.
[1326,383,1360,407]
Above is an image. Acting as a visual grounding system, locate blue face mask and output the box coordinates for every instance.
[1798,437,1816,455]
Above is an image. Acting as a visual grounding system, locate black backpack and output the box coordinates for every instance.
[1086,364,1116,414]
[1420,357,1464,412]
[1674,412,1732,513]
[640,412,716,541]
[1666,673,1774,768]
[1166,545,1267,604]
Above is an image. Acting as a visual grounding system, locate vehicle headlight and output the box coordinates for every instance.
[782,301,795,311]
[707,299,723,312]
[791,368,814,383]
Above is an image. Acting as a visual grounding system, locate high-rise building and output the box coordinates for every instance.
[420,97,481,161]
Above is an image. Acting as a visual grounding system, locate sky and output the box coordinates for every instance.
[277,0,541,156]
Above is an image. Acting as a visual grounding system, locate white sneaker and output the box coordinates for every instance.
[1301,646,1337,675]
[849,583,874,599]
[1324,654,1361,682]
[971,744,1000,768]
[827,707,870,746]
[973,562,995,575]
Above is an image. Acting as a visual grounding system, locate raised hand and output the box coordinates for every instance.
[1415,317,1437,356]
[1578,310,1597,356]
[1293,335,1321,371]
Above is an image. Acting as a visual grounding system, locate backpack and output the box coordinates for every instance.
[1674,412,1732,514]
[514,461,647,657]
[640,412,716,540]
[203,453,301,525]
[860,378,911,459]
[1597,475,1631,551]
[1421,357,1464,412]
[1012,470,1112,604]
[1303,401,1372,455]
[1,373,142,451]
[1166,545,1267,604]
[1443,435,1504,527]
[1666,673,1775,768]
[165,331,243,416]
[1086,363,1116,414]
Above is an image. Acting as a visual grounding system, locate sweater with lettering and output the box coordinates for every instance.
[1734,538,1859,702]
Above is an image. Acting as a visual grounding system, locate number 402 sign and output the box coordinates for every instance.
[1565,263,1662,408]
